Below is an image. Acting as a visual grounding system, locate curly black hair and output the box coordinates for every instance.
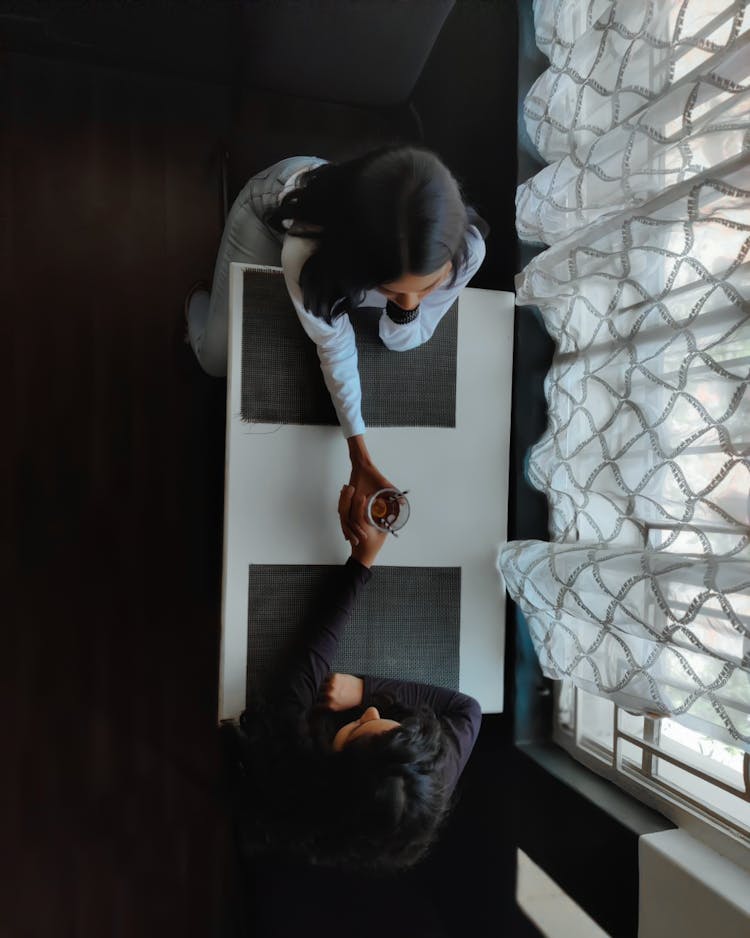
[224,694,453,873]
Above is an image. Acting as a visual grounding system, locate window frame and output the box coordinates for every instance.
[554,680,750,873]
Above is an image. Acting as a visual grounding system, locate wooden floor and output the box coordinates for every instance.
[5,4,534,935]
[6,50,233,936]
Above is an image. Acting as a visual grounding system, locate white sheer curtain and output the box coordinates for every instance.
[499,0,750,749]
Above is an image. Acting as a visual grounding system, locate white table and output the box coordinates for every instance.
[219,263,514,719]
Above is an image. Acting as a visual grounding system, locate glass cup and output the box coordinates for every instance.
[366,488,410,536]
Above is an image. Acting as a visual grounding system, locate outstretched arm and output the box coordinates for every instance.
[281,236,401,546]
[275,557,371,714]
[275,488,387,713]
[281,236,366,439]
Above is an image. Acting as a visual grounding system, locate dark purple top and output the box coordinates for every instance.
[277,557,482,794]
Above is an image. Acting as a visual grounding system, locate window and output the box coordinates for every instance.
[555,679,750,867]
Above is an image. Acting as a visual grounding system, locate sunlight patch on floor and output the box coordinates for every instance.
[516,849,611,938]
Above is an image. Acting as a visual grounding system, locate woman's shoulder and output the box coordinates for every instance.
[461,222,487,273]
[465,221,487,252]
[281,230,319,281]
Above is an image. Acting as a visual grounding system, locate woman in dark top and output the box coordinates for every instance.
[226,486,482,872]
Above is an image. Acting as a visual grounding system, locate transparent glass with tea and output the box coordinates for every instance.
[366,488,410,536]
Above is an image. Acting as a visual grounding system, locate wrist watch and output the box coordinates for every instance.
[385,299,420,325]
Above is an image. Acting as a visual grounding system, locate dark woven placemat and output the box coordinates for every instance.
[240,268,457,427]
[245,564,461,704]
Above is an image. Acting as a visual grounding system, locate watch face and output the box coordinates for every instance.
[367,488,411,534]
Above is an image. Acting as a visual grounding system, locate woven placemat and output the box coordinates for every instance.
[245,564,461,704]
[240,268,457,427]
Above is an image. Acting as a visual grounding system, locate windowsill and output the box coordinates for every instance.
[639,829,750,937]
[512,738,674,937]
[516,739,673,838]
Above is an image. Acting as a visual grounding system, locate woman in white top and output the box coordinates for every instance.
[186,147,487,544]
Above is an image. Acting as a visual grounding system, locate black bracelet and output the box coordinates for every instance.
[386,300,420,325]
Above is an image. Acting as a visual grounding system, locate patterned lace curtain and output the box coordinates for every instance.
[499,0,750,750]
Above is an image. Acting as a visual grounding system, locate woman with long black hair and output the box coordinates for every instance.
[186,147,487,543]
[224,485,481,872]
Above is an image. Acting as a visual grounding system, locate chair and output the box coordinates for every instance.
[225,0,455,201]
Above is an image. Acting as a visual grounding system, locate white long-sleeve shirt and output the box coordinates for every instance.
[281,224,486,438]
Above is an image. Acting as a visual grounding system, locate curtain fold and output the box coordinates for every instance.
[519,8,750,242]
[501,0,750,749]
[526,0,747,165]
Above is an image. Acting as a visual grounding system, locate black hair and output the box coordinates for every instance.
[265,146,479,325]
[224,695,453,873]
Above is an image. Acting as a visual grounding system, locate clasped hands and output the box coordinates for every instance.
[338,434,395,557]
[326,439,393,710]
